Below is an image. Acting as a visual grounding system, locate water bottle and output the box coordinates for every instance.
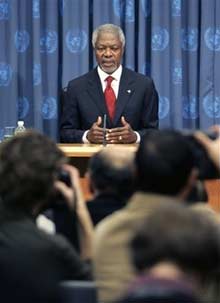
[14,121,26,135]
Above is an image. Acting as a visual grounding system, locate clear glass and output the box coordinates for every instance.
[4,126,15,140]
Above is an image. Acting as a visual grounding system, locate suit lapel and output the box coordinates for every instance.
[113,68,135,125]
[86,69,108,117]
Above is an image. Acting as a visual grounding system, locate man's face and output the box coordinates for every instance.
[95,31,124,74]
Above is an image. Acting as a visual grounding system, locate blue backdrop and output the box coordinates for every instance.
[0,0,220,141]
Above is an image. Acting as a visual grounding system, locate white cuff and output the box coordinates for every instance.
[134,131,141,143]
[82,130,90,143]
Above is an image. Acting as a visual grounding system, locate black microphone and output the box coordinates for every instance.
[103,114,107,146]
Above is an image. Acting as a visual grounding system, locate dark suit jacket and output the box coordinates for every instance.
[0,209,91,302]
[60,67,159,143]
[86,193,126,226]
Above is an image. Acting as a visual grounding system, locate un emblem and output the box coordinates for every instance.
[172,0,181,16]
[41,97,57,119]
[159,96,170,119]
[182,96,198,119]
[0,62,12,86]
[152,27,169,51]
[113,0,135,23]
[204,28,220,51]
[0,0,9,20]
[141,0,151,17]
[17,97,30,119]
[66,29,87,53]
[203,95,220,118]
[33,0,40,18]
[40,30,58,54]
[172,59,182,85]
[181,28,198,51]
[33,63,41,86]
[14,30,30,53]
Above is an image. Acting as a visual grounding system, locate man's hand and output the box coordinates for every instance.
[194,130,220,171]
[54,164,82,210]
[54,164,94,260]
[106,116,137,144]
[87,116,105,143]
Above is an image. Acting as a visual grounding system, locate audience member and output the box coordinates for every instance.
[117,202,220,303]
[93,129,200,302]
[86,147,135,225]
[0,131,93,302]
[132,202,220,284]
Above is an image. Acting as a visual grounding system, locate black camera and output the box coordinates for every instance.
[183,130,219,180]
[58,170,72,187]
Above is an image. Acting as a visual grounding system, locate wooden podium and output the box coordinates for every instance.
[58,144,220,211]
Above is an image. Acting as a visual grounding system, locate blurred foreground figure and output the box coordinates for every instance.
[86,147,135,225]
[93,129,219,302]
[0,131,93,302]
[117,203,220,303]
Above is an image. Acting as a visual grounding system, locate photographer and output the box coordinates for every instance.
[0,131,93,302]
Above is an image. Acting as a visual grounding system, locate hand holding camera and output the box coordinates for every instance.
[183,127,220,179]
[55,164,81,210]
[194,128,220,173]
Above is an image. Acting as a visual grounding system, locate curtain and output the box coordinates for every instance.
[0,0,219,141]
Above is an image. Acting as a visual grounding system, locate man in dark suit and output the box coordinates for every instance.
[60,23,158,144]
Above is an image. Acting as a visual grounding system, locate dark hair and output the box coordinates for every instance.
[0,130,66,212]
[88,148,135,199]
[135,130,195,195]
[131,202,220,281]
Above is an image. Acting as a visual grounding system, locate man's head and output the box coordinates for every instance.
[135,130,197,198]
[87,147,135,199]
[0,130,67,213]
[130,202,220,282]
[92,24,125,74]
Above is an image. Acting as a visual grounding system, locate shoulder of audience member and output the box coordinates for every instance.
[95,206,129,236]
[46,232,92,279]
[190,202,220,225]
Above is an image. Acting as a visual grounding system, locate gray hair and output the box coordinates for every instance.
[92,24,125,48]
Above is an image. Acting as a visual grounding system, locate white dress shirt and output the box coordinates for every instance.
[97,65,122,98]
[82,65,140,143]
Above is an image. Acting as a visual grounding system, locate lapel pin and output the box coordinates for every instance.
[127,89,131,94]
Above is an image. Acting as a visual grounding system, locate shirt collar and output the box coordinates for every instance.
[97,65,122,83]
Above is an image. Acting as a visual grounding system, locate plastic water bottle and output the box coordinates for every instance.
[14,121,26,135]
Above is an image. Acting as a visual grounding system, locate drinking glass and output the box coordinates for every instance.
[4,126,15,140]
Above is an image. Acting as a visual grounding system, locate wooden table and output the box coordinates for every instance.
[58,144,220,212]
[58,143,138,158]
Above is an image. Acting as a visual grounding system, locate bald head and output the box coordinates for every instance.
[98,147,134,169]
[88,147,135,197]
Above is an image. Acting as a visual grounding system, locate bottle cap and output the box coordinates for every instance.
[17,121,24,127]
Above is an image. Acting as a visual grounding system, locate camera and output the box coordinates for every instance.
[182,130,220,180]
[58,169,72,187]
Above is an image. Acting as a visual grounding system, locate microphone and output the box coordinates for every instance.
[103,114,107,146]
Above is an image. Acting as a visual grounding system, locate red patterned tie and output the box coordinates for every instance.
[104,76,116,121]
